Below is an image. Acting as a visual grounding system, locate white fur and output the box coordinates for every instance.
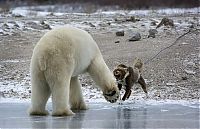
[29,26,119,116]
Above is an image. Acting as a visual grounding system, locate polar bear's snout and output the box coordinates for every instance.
[103,89,119,103]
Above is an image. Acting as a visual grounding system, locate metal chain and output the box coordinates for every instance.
[144,28,200,65]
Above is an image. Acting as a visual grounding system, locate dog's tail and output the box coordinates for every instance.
[133,57,143,73]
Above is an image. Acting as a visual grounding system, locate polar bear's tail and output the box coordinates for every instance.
[133,57,143,73]
[38,55,47,71]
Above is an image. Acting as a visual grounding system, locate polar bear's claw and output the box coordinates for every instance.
[103,89,119,103]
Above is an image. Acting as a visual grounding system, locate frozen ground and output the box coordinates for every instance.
[0,6,199,105]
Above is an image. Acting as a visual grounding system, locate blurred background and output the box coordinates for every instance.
[0,0,199,13]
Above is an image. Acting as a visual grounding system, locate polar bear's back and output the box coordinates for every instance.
[32,27,101,76]
[37,26,98,52]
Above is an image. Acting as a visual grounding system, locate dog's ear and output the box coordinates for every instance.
[122,67,127,71]
[124,68,129,78]
[117,64,127,68]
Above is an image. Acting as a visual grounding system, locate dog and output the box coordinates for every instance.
[113,58,147,101]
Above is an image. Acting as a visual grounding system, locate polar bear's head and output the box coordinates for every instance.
[103,85,119,103]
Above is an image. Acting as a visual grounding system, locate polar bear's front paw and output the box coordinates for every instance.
[103,89,119,103]
[52,109,75,116]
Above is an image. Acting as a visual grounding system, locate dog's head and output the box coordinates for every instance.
[113,64,129,81]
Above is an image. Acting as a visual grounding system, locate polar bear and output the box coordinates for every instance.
[29,26,119,116]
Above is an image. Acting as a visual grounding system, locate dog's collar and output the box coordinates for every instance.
[116,78,126,86]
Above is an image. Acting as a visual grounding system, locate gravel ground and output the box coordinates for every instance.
[0,10,199,102]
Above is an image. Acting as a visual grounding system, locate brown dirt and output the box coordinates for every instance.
[0,14,199,101]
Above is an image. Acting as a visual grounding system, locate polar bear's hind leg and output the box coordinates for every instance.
[29,74,50,116]
[70,77,88,110]
[44,58,75,116]
[50,77,74,116]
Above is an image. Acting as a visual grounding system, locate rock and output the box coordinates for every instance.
[193,16,198,20]
[156,17,174,28]
[89,22,95,27]
[40,20,45,25]
[83,22,96,27]
[181,76,188,80]
[184,69,196,75]
[128,32,141,41]
[89,94,95,98]
[98,22,109,27]
[114,18,124,23]
[116,30,124,36]
[186,61,195,67]
[14,23,20,28]
[47,12,54,16]
[151,21,157,26]
[189,23,195,28]
[26,21,42,30]
[115,16,139,23]
[2,23,9,29]
[40,20,51,30]
[148,29,158,38]
[42,24,51,30]
[10,77,14,80]
[0,29,9,36]
[126,16,136,22]
[22,96,27,99]
[0,92,5,98]
[8,21,20,28]
[10,89,14,92]
[12,13,24,18]
[115,40,120,43]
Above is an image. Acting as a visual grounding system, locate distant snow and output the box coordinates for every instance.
[11,6,64,17]
[10,6,200,18]
[129,7,199,16]
[156,7,200,15]
[98,7,200,16]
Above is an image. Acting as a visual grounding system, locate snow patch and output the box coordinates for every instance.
[1,59,27,63]
[11,7,64,17]
[166,82,176,86]
[11,6,200,17]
